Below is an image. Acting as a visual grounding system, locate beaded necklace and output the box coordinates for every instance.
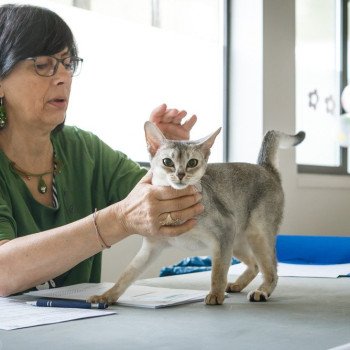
[10,156,62,194]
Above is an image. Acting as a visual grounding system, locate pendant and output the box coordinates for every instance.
[38,177,47,194]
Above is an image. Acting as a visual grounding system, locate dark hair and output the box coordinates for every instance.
[0,4,78,79]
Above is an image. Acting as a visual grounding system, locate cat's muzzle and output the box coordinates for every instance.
[160,212,181,226]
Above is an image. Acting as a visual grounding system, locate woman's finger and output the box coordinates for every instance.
[153,185,199,201]
[149,103,167,122]
[158,202,204,226]
[182,115,197,131]
[158,193,203,214]
[158,218,198,237]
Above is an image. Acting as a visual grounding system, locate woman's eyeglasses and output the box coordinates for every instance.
[26,56,83,77]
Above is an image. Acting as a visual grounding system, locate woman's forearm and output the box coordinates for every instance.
[0,205,130,296]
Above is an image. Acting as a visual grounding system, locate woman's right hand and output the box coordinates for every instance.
[115,171,204,238]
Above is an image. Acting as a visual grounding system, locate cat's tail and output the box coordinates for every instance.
[257,130,305,169]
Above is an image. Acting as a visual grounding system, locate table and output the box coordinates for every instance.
[1,270,349,350]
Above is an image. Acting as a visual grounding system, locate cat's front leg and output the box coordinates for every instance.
[89,239,163,305]
[205,243,233,305]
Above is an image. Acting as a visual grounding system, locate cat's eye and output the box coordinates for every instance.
[187,159,198,168]
[163,158,174,167]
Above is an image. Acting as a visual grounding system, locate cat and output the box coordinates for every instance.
[89,121,305,305]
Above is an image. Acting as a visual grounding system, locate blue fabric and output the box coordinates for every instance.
[160,256,240,277]
[276,235,350,265]
[160,235,350,277]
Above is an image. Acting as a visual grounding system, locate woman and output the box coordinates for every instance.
[0,4,203,296]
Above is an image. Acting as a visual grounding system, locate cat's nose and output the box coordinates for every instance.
[177,172,185,181]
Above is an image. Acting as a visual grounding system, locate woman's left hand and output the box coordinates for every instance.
[149,103,197,140]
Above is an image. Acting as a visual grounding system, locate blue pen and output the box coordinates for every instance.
[27,298,108,309]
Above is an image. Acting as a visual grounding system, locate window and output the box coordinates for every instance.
[296,0,348,174]
[4,0,225,163]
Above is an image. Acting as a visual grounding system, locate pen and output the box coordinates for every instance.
[26,298,108,309]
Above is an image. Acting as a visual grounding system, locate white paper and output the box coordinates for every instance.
[328,342,350,350]
[229,262,350,278]
[25,283,208,308]
[0,297,116,330]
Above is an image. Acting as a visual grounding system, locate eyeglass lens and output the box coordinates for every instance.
[33,56,82,77]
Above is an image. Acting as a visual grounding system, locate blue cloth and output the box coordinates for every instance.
[160,235,350,277]
[276,235,350,265]
[160,256,240,277]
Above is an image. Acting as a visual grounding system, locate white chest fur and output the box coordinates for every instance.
[166,226,212,250]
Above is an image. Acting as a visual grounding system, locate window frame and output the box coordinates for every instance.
[297,0,349,175]
[223,0,230,162]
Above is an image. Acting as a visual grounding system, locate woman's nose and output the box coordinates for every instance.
[53,63,72,84]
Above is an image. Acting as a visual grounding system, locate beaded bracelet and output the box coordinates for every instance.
[92,208,111,249]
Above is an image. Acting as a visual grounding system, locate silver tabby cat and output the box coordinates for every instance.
[90,121,305,305]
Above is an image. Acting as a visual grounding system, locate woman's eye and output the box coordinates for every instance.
[35,63,49,70]
[187,159,198,168]
[163,158,174,167]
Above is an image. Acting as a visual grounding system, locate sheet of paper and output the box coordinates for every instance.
[0,297,116,330]
[25,283,208,308]
[229,262,350,278]
[328,342,350,350]
[117,284,208,308]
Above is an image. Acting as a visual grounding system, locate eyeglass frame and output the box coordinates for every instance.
[25,55,84,77]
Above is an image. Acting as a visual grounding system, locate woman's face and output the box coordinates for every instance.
[0,48,72,133]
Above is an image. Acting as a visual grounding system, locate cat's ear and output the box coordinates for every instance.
[198,127,222,152]
[195,127,221,159]
[144,121,166,157]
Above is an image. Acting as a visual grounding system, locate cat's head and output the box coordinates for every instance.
[144,121,221,189]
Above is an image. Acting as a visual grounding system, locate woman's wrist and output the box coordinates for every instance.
[93,204,131,248]
[92,209,111,249]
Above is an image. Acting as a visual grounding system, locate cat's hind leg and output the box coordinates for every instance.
[225,252,259,294]
[89,238,164,305]
[245,222,278,302]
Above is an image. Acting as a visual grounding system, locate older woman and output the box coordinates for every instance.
[0,4,203,296]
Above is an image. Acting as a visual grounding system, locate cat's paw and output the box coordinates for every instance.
[205,292,225,305]
[247,290,269,302]
[88,293,118,305]
[225,282,242,293]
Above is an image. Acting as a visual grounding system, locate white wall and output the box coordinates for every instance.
[229,0,263,164]
[102,0,350,282]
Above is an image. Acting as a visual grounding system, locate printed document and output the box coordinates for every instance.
[26,283,208,308]
[0,297,116,330]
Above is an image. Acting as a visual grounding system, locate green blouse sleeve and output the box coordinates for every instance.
[0,181,17,241]
[0,197,16,241]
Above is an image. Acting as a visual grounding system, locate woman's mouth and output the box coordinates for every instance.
[48,98,67,108]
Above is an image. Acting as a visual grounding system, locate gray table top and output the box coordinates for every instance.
[1,271,350,350]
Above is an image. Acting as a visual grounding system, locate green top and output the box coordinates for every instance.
[0,125,146,291]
